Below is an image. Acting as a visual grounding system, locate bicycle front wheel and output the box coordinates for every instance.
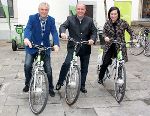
[65,65,81,105]
[115,64,126,103]
[128,36,144,56]
[29,70,49,114]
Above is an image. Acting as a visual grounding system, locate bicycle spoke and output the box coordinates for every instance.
[144,39,150,57]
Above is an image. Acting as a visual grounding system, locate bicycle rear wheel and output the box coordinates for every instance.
[144,38,150,57]
[115,64,126,103]
[65,65,81,105]
[128,36,144,56]
[29,70,49,114]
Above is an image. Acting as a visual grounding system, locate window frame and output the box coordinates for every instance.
[0,0,14,18]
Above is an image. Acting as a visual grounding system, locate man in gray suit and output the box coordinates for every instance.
[56,3,97,93]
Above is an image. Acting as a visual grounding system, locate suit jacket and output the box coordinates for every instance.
[24,13,59,55]
[59,15,97,56]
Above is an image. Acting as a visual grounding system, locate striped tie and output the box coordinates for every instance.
[39,16,47,45]
[41,20,46,37]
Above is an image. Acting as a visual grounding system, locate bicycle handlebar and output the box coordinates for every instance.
[32,43,53,51]
[14,24,25,27]
[68,37,89,45]
[112,40,127,46]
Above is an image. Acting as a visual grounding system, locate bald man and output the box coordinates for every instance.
[56,3,97,93]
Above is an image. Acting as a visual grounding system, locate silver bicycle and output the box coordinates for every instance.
[65,37,89,105]
[129,26,150,56]
[97,40,126,103]
[29,44,52,114]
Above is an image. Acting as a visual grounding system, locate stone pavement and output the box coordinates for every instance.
[0,40,150,116]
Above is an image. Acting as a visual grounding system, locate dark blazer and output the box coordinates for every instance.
[59,15,97,56]
[24,13,59,55]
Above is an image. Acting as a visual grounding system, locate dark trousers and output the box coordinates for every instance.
[58,50,90,87]
[99,43,117,80]
[24,53,54,89]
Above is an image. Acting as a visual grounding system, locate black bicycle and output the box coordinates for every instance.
[65,37,89,105]
[29,44,53,114]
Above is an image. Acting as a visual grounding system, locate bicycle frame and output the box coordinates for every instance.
[68,37,89,72]
[68,44,78,86]
[32,51,44,92]
[32,45,48,91]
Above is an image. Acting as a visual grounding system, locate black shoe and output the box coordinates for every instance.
[80,87,87,93]
[23,85,29,92]
[56,82,63,90]
[49,89,55,97]
[98,79,103,85]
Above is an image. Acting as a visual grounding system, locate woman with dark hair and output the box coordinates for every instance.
[98,6,135,84]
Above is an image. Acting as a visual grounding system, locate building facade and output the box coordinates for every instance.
[0,0,149,39]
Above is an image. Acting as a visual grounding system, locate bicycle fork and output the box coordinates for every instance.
[115,60,125,86]
[68,55,78,87]
[33,62,44,93]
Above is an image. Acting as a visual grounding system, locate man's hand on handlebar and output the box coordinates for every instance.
[53,45,59,52]
[24,38,32,48]
[88,39,94,45]
[105,37,110,42]
[61,33,68,40]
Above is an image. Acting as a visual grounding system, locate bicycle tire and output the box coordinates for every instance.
[144,37,150,57]
[128,35,144,56]
[12,40,17,51]
[29,69,49,114]
[65,65,81,105]
[115,64,126,103]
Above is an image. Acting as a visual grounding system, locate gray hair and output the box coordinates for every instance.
[38,2,50,10]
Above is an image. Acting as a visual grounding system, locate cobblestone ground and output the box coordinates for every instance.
[0,40,150,116]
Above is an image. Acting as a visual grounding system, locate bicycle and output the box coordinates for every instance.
[97,40,127,103]
[29,44,53,114]
[65,37,89,105]
[128,25,150,57]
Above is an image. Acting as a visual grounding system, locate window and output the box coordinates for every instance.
[0,0,14,18]
[85,5,93,18]
[142,0,150,18]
